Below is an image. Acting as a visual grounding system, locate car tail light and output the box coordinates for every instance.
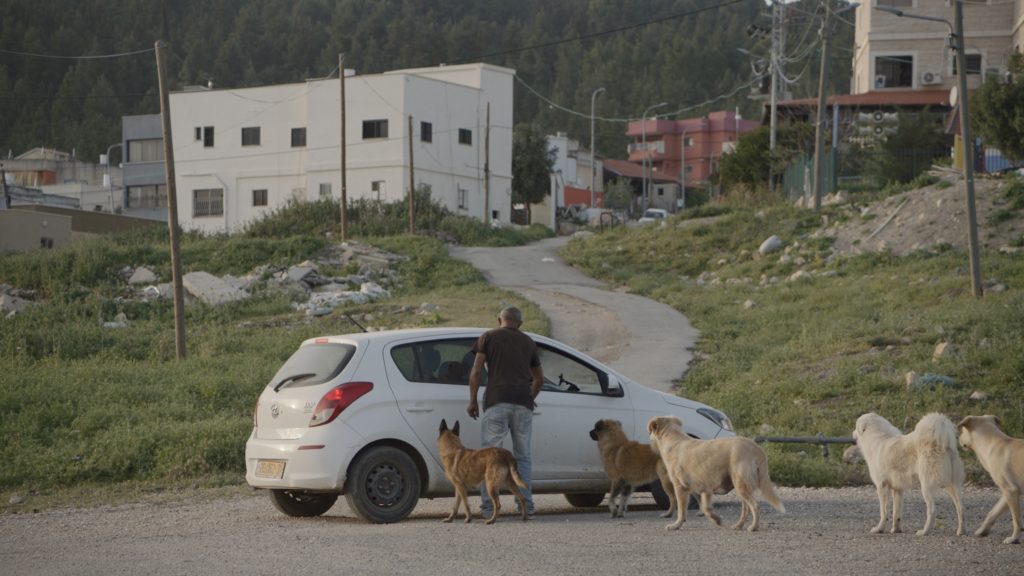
[253,402,259,427]
[309,382,373,427]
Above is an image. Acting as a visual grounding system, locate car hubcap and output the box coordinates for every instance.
[365,463,403,507]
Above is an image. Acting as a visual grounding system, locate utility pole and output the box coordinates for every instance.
[812,0,832,212]
[408,114,415,234]
[590,87,605,207]
[484,102,491,224]
[954,1,983,297]
[155,40,186,360]
[339,54,348,240]
[768,0,784,192]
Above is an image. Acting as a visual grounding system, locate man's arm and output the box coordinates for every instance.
[467,352,486,419]
[529,365,543,407]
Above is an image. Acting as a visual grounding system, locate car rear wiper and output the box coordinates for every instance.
[273,372,316,393]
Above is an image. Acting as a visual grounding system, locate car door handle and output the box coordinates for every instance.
[405,406,434,413]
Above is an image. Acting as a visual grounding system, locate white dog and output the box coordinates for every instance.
[853,412,965,536]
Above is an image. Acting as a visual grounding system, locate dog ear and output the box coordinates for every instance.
[956,416,970,432]
[440,419,448,434]
[594,420,605,431]
[453,420,460,436]
[992,415,1002,428]
[647,417,659,435]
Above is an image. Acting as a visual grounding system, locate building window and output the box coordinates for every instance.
[683,137,693,147]
[458,128,472,146]
[874,54,913,88]
[319,183,332,198]
[362,119,388,139]
[291,127,306,147]
[242,127,261,146]
[127,139,164,163]
[127,185,167,209]
[371,180,385,201]
[876,0,912,7]
[457,186,468,209]
[421,121,433,143]
[40,237,54,249]
[194,126,214,147]
[253,189,268,207]
[193,188,224,217]
[952,54,983,75]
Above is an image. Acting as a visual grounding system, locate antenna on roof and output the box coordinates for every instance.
[345,313,368,333]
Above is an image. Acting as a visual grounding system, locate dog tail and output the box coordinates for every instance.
[914,413,965,484]
[508,456,529,490]
[758,459,786,513]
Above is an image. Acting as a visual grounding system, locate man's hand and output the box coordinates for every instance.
[467,399,479,420]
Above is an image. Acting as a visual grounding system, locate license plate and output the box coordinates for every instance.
[255,460,286,479]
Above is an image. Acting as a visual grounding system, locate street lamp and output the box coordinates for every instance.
[640,101,668,213]
[590,86,606,208]
[101,143,122,213]
[679,127,688,211]
[874,3,982,297]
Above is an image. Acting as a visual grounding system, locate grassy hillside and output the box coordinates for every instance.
[562,199,1024,486]
[0,199,551,509]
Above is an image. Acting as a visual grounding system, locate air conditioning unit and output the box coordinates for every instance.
[874,74,887,89]
[921,71,943,85]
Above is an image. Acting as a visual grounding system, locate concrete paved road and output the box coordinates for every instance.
[450,236,698,393]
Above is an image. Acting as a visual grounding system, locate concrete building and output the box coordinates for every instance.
[853,0,1022,95]
[167,63,514,234]
[1,147,121,213]
[121,114,168,221]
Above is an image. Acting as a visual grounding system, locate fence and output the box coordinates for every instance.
[781,148,950,200]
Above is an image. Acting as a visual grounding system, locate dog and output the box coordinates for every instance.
[957,415,1024,544]
[436,419,529,524]
[647,415,784,531]
[853,412,965,536]
[590,419,675,518]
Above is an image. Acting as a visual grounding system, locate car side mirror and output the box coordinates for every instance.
[603,375,624,397]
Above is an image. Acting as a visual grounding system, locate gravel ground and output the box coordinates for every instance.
[1,486,1019,575]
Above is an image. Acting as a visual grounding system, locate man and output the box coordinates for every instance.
[468,306,543,519]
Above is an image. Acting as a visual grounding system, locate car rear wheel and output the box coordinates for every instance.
[564,492,605,508]
[649,482,700,511]
[344,446,421,524]
[268,489,338,517]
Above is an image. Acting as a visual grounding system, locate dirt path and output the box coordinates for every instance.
[450,237,699,393]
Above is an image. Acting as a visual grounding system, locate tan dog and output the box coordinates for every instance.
[957,415,1024,544]
[853,412,965,536]
[647,415,784,531]
[437,419,529,524]
[590,419,675,518]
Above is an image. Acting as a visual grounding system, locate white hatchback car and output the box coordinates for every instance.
[245,327,734,523]
[638,208,669,224]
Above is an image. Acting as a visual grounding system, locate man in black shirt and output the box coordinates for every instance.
[468,306,543,518]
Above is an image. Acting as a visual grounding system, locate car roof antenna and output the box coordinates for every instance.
[345,313,368,333]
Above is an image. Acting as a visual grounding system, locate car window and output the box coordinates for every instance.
[390,338,483,385]
[269,342,356,389]
[536,345,607,395]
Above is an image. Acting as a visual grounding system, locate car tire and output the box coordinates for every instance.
[268,489,338,517]
[564,493,605,508]
[648,482,700,511]
[344,446,421,524]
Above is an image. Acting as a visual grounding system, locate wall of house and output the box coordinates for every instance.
[0,209,71,253]
[853,1,1016,95]
[168,63,513,234]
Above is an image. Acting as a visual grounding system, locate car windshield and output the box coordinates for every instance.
[269,342,356,389]
[643,210,664,219]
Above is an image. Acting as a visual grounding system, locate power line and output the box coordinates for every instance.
[0,47,155,60]
[447,0,754,65]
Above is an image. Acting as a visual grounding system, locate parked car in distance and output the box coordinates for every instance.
[245,327,734,523]
[638,208,669,224]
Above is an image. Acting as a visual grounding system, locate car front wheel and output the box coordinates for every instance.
[564,492,605,508]
[344,446,421,524]
[269,489,338,517]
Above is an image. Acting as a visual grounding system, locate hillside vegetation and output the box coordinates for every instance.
[562,182,1024,486]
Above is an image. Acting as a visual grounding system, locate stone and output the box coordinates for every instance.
[759,235,783,254]
[743,299,757,310]
[969,390,989,401]
[182,271,250,306]
[127,266,158,285]
[787,270,812,283]
[932,341,955,362]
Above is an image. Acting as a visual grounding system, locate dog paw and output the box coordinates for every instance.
[1002,536,1020,545]
[975,528,990,538]
[870,526,883,534]
[659,511,672,518]
[442,517,454,523]
[915,529,930,536]
[665,523,682,531]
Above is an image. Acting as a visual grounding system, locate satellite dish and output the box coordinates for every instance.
[949,85,958,107]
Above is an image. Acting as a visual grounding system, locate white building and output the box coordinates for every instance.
[169,63,514,234]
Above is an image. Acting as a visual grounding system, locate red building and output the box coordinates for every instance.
[626,110,760,189]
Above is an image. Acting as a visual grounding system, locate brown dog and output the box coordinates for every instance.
[590,419,675,518]
[437,419,529,524]
[957,415,1024,544]
[648,415,784,531]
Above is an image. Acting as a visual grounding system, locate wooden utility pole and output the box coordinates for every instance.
[155,40,186,360]
[484,102,490,224]
[408,114,415,234]
[811,1,831,212]
[339,54,348,240]
[954,2,983,298]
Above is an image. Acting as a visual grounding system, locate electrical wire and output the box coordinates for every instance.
[0,47,154,60]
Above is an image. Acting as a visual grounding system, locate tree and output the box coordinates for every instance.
[602,177,634,214]
[718,123,815,191]
[972,52,1024,162]
[511,123,555,221]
